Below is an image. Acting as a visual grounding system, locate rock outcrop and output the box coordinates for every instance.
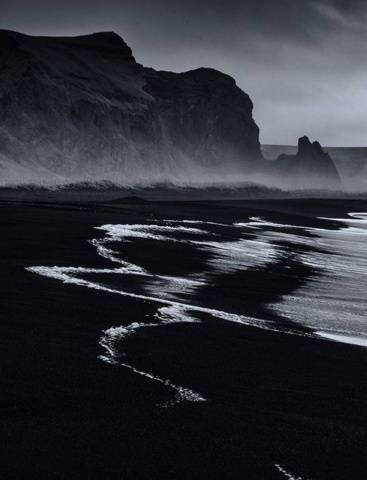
[274,136,341,190]
[0,30,262,186]
[0,30,344,191]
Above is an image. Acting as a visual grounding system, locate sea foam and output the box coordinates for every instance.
[30,215,350,406]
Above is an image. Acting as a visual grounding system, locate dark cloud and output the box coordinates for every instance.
[1,0,366,145]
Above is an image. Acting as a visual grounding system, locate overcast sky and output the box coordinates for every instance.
[1,0,366,146]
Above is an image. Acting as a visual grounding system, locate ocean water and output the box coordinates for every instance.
[26,210,367,406]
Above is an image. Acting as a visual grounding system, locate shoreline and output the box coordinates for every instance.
[2,198,367,479]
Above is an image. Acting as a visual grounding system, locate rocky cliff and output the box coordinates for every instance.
[274,136,341,190]
[0,30,262,187]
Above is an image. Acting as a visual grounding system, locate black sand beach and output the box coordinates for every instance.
[2,197,367,479]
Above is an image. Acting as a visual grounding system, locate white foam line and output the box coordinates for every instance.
[319,212,367,223]
[275,464,310,480]
[316,332,367,348]
[26,264,211,404]
[94,220,281,279]
[90,238,146,273]
[101,359,206,406]
[235,217,302,230]
[26,217,313,406]
[349,212,367,221]
[28,267,215,407]
[86,238,207,298]
[100,306,200,350]
[26,265,307,338]
[27,266,254,325]
[96,223,208,242]
[99,305,205,406]
[235,217,340,234]
[318,213,367,234]
[27,216,309,344]
[162,219,229,227]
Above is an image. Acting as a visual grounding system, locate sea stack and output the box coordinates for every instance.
[276,136,341,190]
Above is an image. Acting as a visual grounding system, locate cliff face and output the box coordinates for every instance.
[0,30,261,186]
[274,136,341,190]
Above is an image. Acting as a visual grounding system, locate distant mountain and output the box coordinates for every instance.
[0,30,261,187]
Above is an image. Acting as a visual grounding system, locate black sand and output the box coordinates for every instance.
[1,198,367,479]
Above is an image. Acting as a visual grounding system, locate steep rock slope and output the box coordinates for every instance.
[0,30,261,186]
